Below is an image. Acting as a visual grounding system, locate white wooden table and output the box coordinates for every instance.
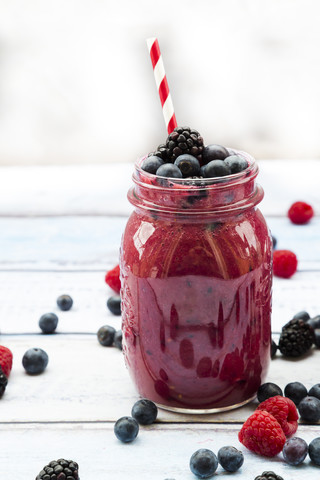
[0,160,320,479]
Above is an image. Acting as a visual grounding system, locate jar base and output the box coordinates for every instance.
[155,394,256,414]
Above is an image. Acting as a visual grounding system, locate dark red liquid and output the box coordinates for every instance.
[120,206,272,411]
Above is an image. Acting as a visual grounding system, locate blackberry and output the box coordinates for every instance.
[36,458,79,479]
[0,365,8,398]
[278,318,314,357]
[163,127,204,163]
[254,472,284,480]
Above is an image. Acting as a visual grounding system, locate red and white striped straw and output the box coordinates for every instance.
[147,37,177,134]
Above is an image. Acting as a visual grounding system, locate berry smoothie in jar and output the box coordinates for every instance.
[120,127,272,413]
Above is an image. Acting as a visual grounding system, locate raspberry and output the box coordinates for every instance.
[0,345,13,378]
[273,250,298,278]
[257,395,298,437]
[288,201,314,224]
[105,264,121,293]
[238,410,286,457]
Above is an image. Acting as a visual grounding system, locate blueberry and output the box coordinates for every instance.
[309,437,320,465]
[202,144,229,164]
[141,155,164,174]
[57,294,73,311]
[156,163,183,179]
[307,315,320,330]
[314,329,320,348]
[131,398,158,425]
[190,449,218,479]
[293,310,310,322]
[308,384,320,400]
[257,382,283,403]
[114,329,123,350]
[271,339,278,358]
[224,155,248,174]
[39,312,58,334]
[22,348,49,374]
[282,437,308,465]
[97,325,116,346]
[203,160,231,178]
[284,382,308,405]
[114,416,139,443]
[174,154,200,177]
[217,446,244,472]
[272,235,277,249]
[298,396,320,422]
[107,295,121,316]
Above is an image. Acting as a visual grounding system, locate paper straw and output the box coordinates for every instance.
[146,37,177,134]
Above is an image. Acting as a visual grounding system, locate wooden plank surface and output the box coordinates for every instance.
[0,422,320,480]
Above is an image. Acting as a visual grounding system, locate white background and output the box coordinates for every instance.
[1,0,320,164]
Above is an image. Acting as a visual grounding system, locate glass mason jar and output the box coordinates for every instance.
[120,151,272,413]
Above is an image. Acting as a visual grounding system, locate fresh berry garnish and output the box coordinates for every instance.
[0,345,13,378]
[278,318,314,357]
[202,144,229,164]
[36,458,79,480]
[224,155,248,174]
[22,348,49,375]
[308,437,320,465]
[282,436,308,465]
[254,472,284,480]
[156,163,183,178]
[273,249,298,278]
[106,295,121,316]
[39,313,59,334]
[164,127,204,163]
[189,449,218,478]
[308,384,320,400]
[113,329,123,350]
[217,446,244,472]
[293,310,310,322]
[238,410,286,457]
[298,395,320,422]
[57,294,73,311]
[141,155,164,174]
[284,381,308,406]
[257,395,298,437]
[203,160,231,178]
[105,264,121,294]
[131,398,158,425]
[148,143,168,162]
[271,340,278,358]
[114,416,139,443]
[288,201,314,224]
[97,325,116,346]
[257,382,283,403]
[0,365,8,398]
[174,154,200,177]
